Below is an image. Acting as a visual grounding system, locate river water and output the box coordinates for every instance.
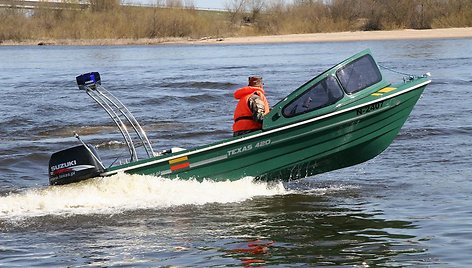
[0,38,471,267]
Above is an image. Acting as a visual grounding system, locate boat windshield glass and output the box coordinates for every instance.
[336,54,382,94]
[283,75,344,117]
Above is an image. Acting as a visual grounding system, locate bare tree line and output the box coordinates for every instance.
[228,0,472,34]
[1,0,471,42]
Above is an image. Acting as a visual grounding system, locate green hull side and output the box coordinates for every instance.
[238,84,425,181]
[107,82,426,182]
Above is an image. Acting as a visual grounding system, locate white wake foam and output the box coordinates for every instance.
[0,173,288,219]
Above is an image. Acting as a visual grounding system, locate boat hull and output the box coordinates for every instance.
[50,50,431,186]
[105,80,427,182]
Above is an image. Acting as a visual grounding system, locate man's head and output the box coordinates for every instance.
[248,76,263,88]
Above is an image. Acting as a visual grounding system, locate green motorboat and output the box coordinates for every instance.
[48,49,431,185]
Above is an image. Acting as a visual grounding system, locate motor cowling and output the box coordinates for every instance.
[49,144,104,186]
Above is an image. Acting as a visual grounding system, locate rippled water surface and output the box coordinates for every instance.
[1,39,471,267]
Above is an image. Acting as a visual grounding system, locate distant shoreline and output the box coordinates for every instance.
[209,27,472,45]
[2,27,471,46]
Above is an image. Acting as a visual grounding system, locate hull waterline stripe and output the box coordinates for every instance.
[102,80,430,176]
[153,155,228,176]
[190,155,228,168]
[161,169,172,176]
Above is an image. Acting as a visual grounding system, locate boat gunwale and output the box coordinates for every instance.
[102,78,431,176]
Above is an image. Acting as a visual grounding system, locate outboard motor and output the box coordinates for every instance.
[49,144,104,185]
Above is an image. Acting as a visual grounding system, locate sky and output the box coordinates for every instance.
[27,0,227,10]
[138,0,227,10]
[138,0,294,11]
[192,0,226,10]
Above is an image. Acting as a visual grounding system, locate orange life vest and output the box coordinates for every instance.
[233,86,270,133]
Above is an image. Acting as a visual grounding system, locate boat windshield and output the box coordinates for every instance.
[336,54,382,94]
[283,75,344,117]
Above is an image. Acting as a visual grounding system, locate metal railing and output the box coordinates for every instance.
[77,72,156,163]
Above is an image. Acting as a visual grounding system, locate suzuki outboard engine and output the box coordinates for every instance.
[49,144,104,185]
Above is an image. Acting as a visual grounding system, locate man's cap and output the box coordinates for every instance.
[248,76,263,87]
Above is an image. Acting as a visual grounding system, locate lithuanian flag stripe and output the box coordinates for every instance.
[170,162,190,171]
[169,156,188,165]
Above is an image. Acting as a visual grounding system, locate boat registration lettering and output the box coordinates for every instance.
[227,139,271,157]
[357,101,384,116]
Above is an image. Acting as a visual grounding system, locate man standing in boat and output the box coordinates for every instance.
[233,76,270,137]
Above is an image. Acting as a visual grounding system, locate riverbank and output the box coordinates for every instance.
[2,27,471,46]
[207,27,472,45]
